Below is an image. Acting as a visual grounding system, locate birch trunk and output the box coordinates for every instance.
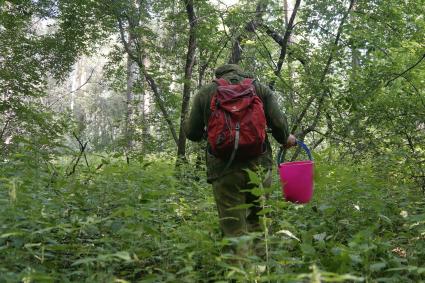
[125,45,136,151]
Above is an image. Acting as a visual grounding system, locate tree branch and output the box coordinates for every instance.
[117,16,139,63]
[199,37,229,86]
[67,132,88,176]
[144,73,179,145]
[273,0,301,79]
[253,29,278,69]
[313,129,352,146]
[292,0,356,135]
[115,11,179,146]
[311,112,333,149]
[385,53,425,87]
[260,23,284,45]
[48,68,96,108]
[73,132,90,167]
[0,115,12,142]
[228,2,266,64]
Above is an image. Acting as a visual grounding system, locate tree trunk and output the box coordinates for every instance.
[144,73,179,145]
[292,0,356,136]
[284,0,296,119]
[125,36,136,153]
[140,81,148,155]
[269,0,301,88]
[228,3,266,64]
[290,0,356,161]
[116,14,179,147]
[228,35,244,64]
[177,0,197,160]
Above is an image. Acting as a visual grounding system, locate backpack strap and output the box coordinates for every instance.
[223,122,240,172]
[214,78,229,86]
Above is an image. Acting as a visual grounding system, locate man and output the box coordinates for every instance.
[185,64,296,237]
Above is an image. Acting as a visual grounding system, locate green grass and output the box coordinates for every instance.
[0,153,424,282]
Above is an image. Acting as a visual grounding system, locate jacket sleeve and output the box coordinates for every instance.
[184,91,205,142]
[256,82,290,144]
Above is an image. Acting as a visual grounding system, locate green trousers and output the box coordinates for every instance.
[211,169,272,237]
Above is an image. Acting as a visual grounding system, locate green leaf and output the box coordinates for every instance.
[370,262,387,272]
[245,169,261,186]
[227,203,253,211]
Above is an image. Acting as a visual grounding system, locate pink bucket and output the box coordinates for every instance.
[277,141,314,204]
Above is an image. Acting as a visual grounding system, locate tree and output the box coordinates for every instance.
[176,0,197,160]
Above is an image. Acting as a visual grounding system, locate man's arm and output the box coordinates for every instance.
[256,82,290,144]
[184,92,205,142]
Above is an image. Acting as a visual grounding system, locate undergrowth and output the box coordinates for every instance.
[0,151,424,282]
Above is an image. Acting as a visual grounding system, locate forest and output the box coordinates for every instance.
[0,0,424,282]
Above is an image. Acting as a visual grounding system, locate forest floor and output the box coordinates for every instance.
[1,153,424,282]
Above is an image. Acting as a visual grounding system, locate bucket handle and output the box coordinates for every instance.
[277,140,313,165]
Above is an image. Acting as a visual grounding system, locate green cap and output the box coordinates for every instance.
[214,64,244,78]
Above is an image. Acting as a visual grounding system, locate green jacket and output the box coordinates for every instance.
[185,65,289,182]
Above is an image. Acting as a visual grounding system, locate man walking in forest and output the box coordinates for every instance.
[185,64,296,244]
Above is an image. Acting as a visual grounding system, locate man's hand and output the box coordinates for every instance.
[283,134,297,149]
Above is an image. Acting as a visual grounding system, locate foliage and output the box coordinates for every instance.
[0,0,110,156]
[1,152,424,282]
[1,0,424,281]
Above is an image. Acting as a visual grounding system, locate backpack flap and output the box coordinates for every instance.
[208,79,267,160]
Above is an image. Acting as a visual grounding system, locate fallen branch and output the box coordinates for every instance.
[67,132,89,176]
[73,132,90,167]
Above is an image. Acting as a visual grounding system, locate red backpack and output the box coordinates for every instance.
[207,78,267,161]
